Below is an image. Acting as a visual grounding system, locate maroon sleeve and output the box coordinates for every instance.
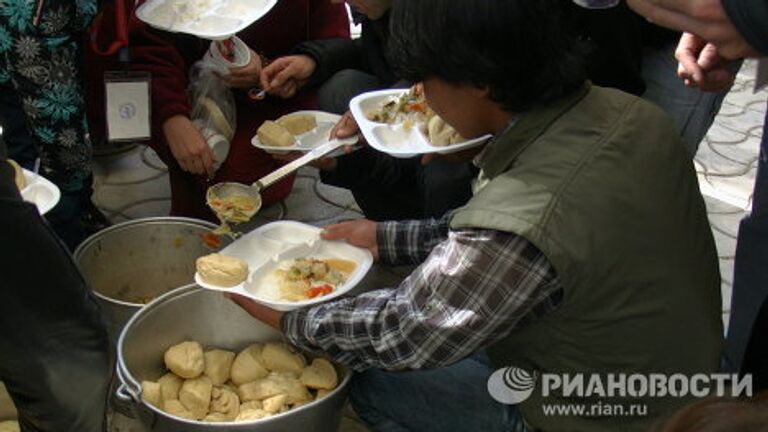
[127,5,193,140]
[308,0,351,40]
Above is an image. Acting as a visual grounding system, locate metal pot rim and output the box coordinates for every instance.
[116,283,198,399]
[73,216,218,261]
[75,217,218,307]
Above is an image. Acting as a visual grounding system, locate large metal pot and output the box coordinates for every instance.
[74,217,220,344]
[116,285,351,431]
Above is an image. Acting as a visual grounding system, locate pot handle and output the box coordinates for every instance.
[115,363,141,403]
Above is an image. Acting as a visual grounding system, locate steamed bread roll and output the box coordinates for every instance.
[230,344,269,385]
[179,376,212,420]
[204,349,236,385]
[261,343,306,374]
[257,121,295,147]
[196,253,249,287]
[427,115,463,146]
[300,358,338,390]
[276,114,316,135]
[158,373,183,401]
[164,341,205,379]
[141,381,162,407]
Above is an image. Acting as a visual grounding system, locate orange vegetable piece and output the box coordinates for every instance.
[201,232,222,249]
[306,284,334,299]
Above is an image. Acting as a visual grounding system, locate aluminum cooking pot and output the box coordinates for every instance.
[116,284,351,432]
[74,217,222,345]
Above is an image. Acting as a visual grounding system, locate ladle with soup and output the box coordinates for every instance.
[206,137,351,231]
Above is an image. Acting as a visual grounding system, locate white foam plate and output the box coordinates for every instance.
[349,89,492,158]
[136,0,277,40]
[197,221,373,311]
[20,169,61,215]
[251,111,358,156]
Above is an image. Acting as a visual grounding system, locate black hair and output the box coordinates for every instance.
[387,0,588,113]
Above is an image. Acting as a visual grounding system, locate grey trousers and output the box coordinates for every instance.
[317,69,383,114]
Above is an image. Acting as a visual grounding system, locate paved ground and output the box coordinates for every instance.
[695,60,766,326]
[0,60,765,430]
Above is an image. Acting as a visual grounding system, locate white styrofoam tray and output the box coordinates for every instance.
[195,221,373,311]
[349,89,492,158]
[251,111,357,156]
[136,0,277,40]
[21,169,61,215]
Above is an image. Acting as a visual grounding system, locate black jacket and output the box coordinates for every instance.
[0,158,109,431]
[723,0,768,55]
[293,12,397,88]
[562,1,678,96]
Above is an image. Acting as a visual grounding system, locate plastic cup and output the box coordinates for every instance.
[207,133,230,170]
[193,120,230,170]
[204,36,251,75]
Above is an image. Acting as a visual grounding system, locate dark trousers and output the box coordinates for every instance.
[321,146,477,221]
[741,298,768,392]
[725,106,768,373]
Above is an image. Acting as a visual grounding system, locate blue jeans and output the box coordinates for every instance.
[724,106,768,371]
[349,353,525,432]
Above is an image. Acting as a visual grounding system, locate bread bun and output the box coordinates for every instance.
[257,121,295,147]
[276,114,316,135]
[427,115,462,147]
[196,253,249,287]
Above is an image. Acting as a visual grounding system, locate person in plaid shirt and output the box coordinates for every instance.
[231,0,722,430]
[229,2,578,430]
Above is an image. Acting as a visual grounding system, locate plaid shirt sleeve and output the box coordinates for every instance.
[281,220,563,371]
[375,215,452,265]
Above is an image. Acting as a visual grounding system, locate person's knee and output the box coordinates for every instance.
[349,369,404,421]
[349,370,378,415]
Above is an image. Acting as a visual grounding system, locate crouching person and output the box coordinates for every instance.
[230,0,723,430]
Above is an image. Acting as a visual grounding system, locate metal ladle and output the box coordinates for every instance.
[206,138,351,222]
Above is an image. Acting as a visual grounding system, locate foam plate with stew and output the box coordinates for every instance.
[136,0,277,40]
[202,221,373,311]
[349,89,492,158]
[251,110,357,156]
[21,169,61,215]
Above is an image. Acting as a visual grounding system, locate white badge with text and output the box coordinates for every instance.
[105,72,151,142]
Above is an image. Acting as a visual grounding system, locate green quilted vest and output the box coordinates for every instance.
[450,84,722,431]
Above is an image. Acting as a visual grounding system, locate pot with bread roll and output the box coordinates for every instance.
[116,284,351,431]
[74,217,225,346]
